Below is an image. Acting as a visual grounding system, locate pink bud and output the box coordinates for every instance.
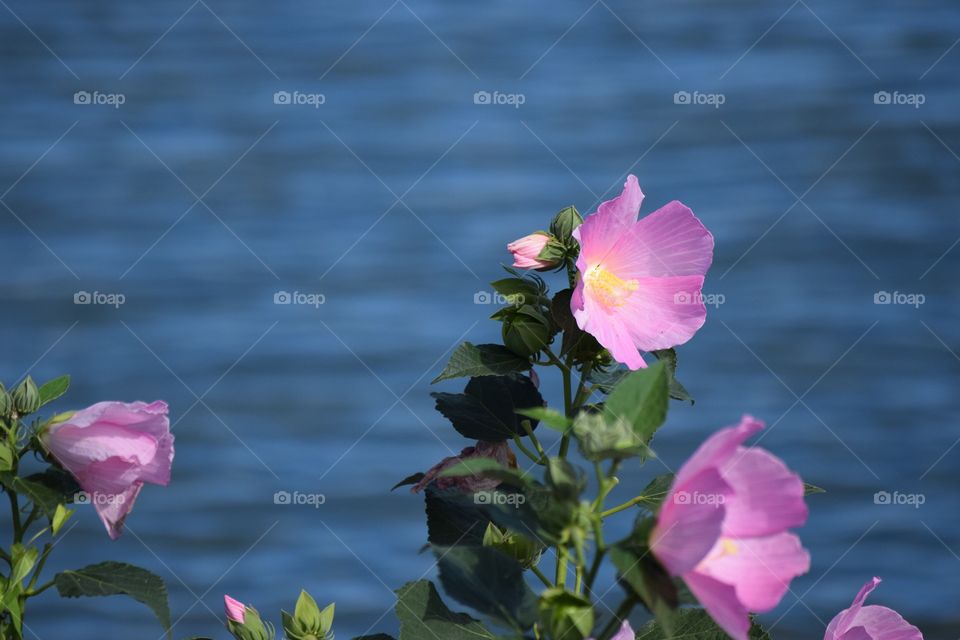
[224,595,246,624]
[507,233,556,269]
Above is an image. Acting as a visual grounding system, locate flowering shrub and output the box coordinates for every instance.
[0,175,922,640]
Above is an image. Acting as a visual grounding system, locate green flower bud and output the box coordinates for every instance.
[501,305,551,357]
[550,206,583,243]
[281,590,334,640]
[482,523,543,569]
[538,588,594,640]
[0,383,11,417]
[12,377,40,415]
[226,600,275,640]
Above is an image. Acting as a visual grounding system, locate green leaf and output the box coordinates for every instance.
[433,343,531,384]
[10,545,38,585]
[353,636,396,640]
[54,562,172,637]
[432,375,544,441]
[434,545,538,631]
[52,504,72,535]
[610,545,676,635]
[551,289,602,360]
[804,482,826,495]
[394,580,497,640]
[0,442,13,473]
[603,362,669,444]
[490,277,542,303]
[633,607,771,639]
[37,375,70,407]
[424,485,494,547]
[632,473,675,513]
[572,412,653,462]
[0,473,63,518]
[538,588,594,640]
[651,349,694,404]
[517,407,571,433]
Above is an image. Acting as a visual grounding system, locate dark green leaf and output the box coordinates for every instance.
[633,607,770,639]
[0,473,63,518]
[424,486,492,547]
[433,343,531,384]
[603,362,669,444]
[651,349,694,403]
[54,562,171,637]
[804,482,826,496]
[37,375,70,407]
[353,635,397,640]
[490,278,541,304]
[432,375,544,441]
[394,580,497,640]
[517,407,571,433]
[610,546,676,634]
[434,545,538,631]
[552,289,602,360]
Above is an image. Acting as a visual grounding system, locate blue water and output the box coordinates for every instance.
[1,1,959,638]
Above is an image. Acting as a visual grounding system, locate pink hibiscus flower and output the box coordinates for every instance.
[650,416,810,640]
[589,621,635,640]
[824,578,923,640]
[571,175,713,369]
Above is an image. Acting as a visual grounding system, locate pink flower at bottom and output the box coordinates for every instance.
[224,594,246,623]
[824,578,923,640]
[571,174,714,370]
[589,621,634,640]
[411,441,517,493]
[41,400,174,540]
[650,416,809,640]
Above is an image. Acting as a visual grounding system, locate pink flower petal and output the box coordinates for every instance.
[825,578,923,640]
[596,175,644,226]
[607,200,714,278]
[697,532,810,612]
[720,447,808,538]
[652,467,731,575]
[674,416,764,489]
[617,275,708,352]
[571,281,647,369]
[684,572,751,640]
[224,594,246,623]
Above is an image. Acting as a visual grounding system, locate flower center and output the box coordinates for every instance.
[584,265,639,309]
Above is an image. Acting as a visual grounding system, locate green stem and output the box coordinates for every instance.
[600,496,647,519]
[512,435,542,465]
[555,547,568,588]
[530,564,553,589]
[522,420,547,460]
[26,544,53,592]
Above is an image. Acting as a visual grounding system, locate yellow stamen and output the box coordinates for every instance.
[584,265,639,309]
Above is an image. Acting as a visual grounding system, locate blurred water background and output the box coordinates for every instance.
[1,0,959,637]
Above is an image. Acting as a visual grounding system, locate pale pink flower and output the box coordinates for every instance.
[650,416,809,640]
[507,233,555,270]
[824,578,923,640]
[41,400,174,539]
[412,441,517,493]
[224,594,246,624]
[589,621,634,640]
[571,175,713,369]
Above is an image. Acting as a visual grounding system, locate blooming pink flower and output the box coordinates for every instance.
[589,621,634,640]
[824,578,923,640]
[412,441,517,493]
[650,416,809,640]
[224,594,246,624]
[41,400,174,539]
[507,232,555,270]
[571,175,713,369]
